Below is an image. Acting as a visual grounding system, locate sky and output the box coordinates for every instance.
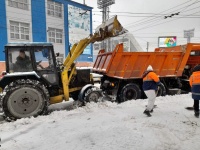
[73,0,200,51]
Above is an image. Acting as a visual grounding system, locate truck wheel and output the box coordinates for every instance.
[2,79,49,120]
[119,83,141,103]
[157,83,166,97]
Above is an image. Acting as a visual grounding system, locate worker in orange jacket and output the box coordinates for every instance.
[142,65,160,117]
[189,65,200,118]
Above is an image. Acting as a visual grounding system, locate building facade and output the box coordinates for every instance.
[0,0,93,72]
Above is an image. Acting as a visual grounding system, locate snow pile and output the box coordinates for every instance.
[1,94,200,150]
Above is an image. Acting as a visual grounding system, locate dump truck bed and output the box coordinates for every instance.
[93,43,200,79]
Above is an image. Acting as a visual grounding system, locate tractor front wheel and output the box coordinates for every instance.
[78,84,102,103]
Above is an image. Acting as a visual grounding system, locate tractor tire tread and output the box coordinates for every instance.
[2,79,49,121]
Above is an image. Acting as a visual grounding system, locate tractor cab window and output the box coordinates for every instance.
[34,49,49,70]
[8,48,33,73]
[34,48,52,70]
[34,47,57,84]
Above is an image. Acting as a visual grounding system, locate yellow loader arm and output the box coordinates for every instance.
[61,15,126,101]
[63,15,125,69]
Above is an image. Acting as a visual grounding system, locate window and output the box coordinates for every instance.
[47,0,62,18]
[10,21,30,40]
[8,0,29,10]
[34,48,57,84]
[34,49,50,70]
[8,48,32,72]
[48,28,63,43]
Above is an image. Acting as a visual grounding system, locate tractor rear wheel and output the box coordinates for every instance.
[2,79,49,120]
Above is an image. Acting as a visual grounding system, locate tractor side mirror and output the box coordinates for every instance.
[55,53,60,57]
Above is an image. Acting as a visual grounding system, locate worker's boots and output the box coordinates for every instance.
[194,111,199,118]
[143,109,151,117]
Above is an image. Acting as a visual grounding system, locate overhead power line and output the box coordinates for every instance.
[94,10,199,16]
[124,2,200,32]
[132,30,200,35]
[124,0,200,28]
[93,13,200,18]
[164,12,180,19]
[131,10,200,33]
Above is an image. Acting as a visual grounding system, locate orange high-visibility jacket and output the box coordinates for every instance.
[189,71,200,100]
[143,71,160,91]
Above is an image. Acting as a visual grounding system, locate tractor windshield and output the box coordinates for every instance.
[8,48,33,73]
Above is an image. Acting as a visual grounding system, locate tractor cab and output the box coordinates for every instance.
[4,43,59,85]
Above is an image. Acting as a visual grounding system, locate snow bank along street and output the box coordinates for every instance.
[0,94,200,150]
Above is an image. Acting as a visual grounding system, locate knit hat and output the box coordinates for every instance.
[147,65,153,71]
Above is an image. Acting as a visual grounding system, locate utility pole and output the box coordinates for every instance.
[146,42,149,52]
[97,0,115,51]
[97,0,115,23]
[184,29,195,43]
[102,6,110,22]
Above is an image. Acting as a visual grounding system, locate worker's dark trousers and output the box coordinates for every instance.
[194,100,199,112]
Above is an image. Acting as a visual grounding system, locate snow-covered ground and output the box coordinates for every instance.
[0,94,200,150]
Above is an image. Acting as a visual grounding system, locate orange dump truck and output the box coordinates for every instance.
[93,43,200,102]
